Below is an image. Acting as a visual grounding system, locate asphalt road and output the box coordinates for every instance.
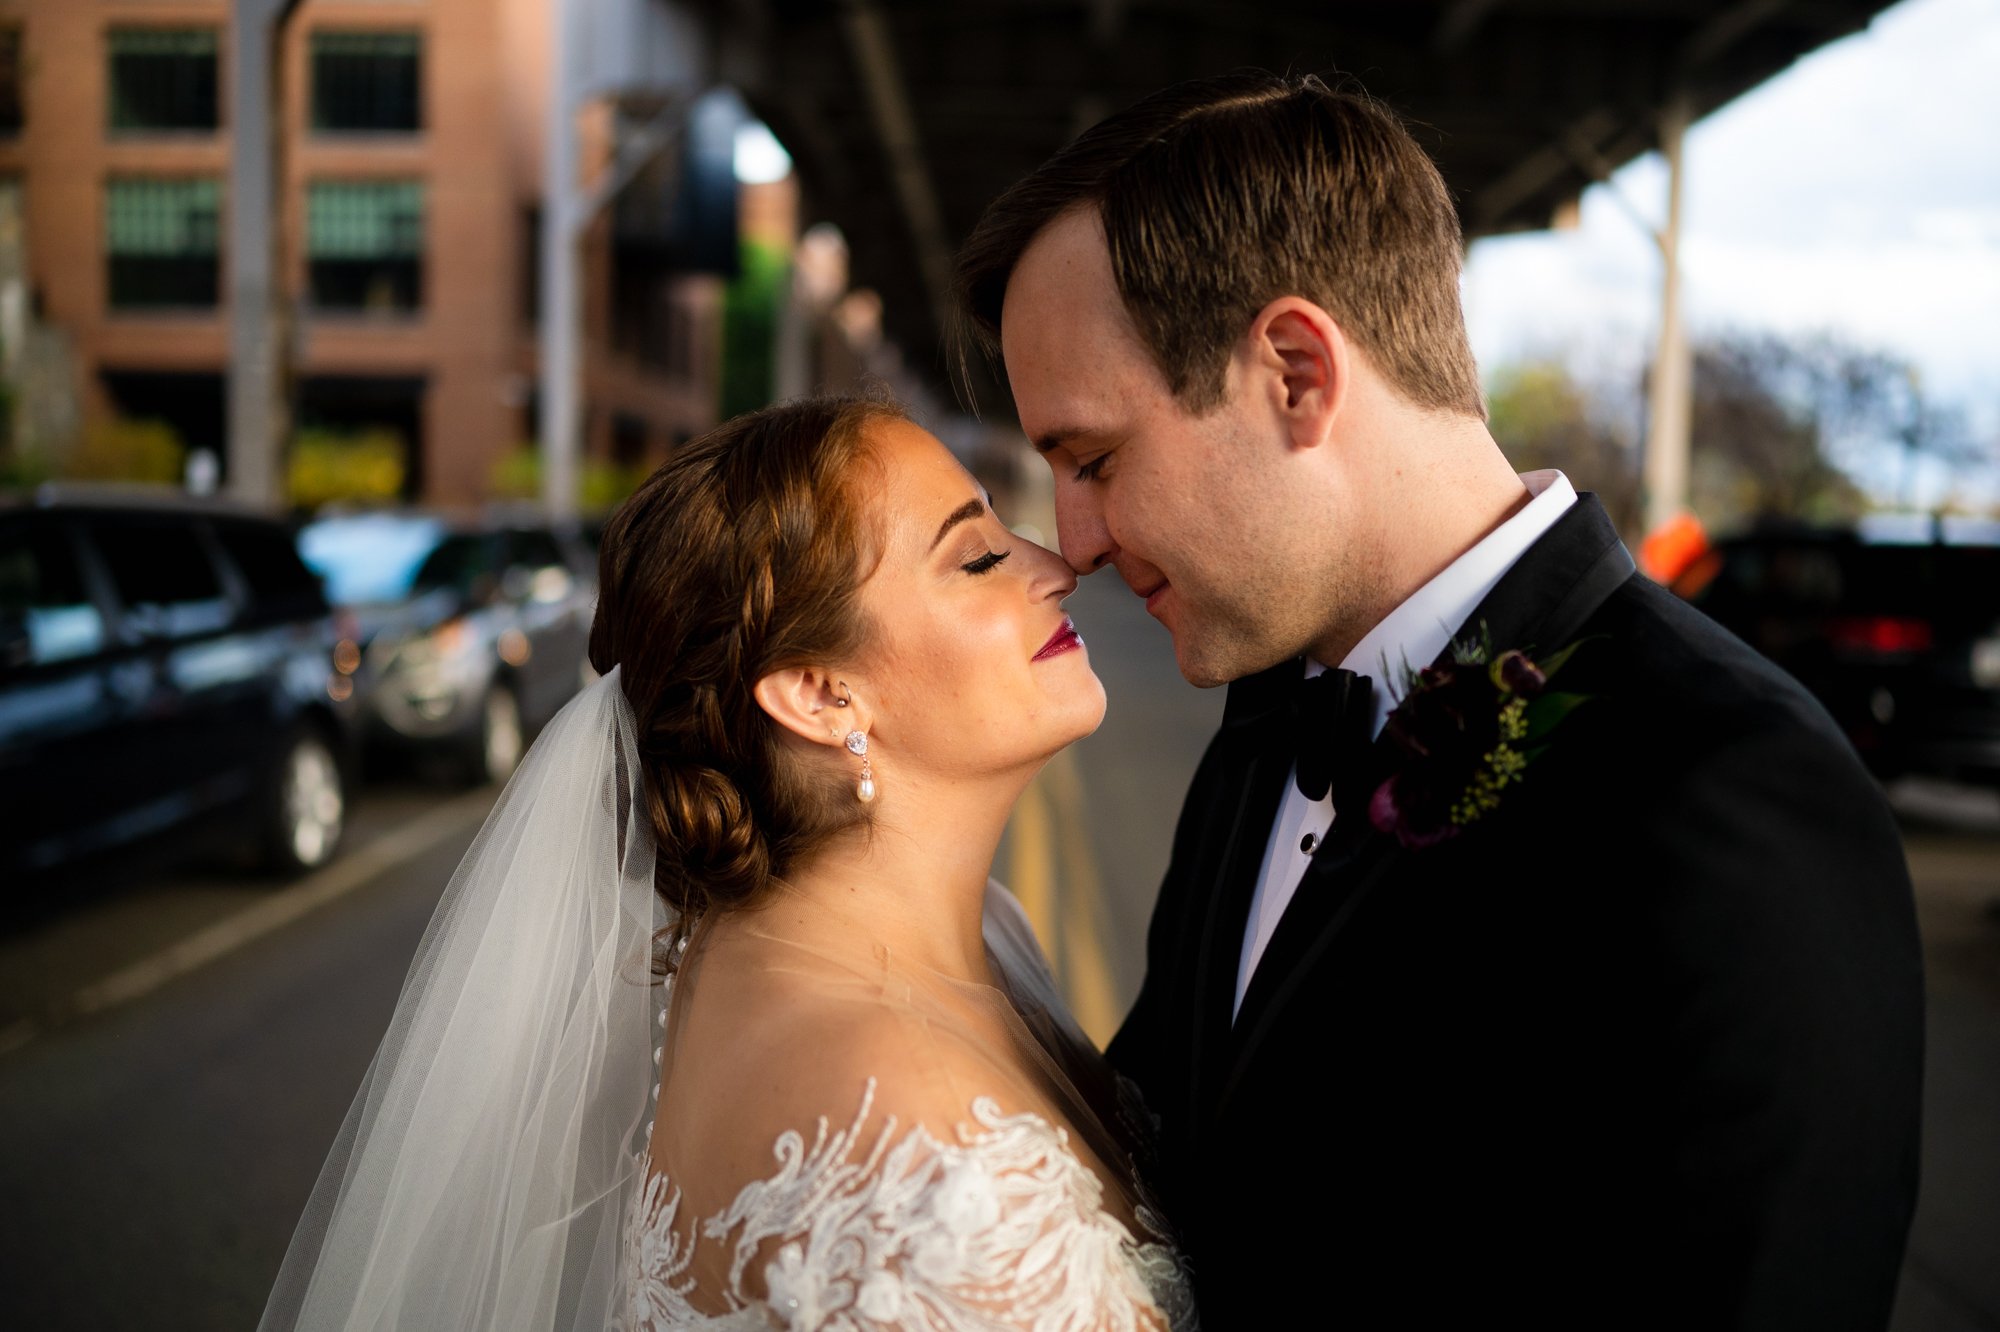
[0,566,1994,1329]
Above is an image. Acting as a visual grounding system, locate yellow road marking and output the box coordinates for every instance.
[1043,751,1121,1045]
[1,789,496,1056]
[1008,774,1060,953]
[1004,752,1121,1047]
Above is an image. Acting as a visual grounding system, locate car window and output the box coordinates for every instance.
[212,520,329,622]
[1846,545,2000,628]
[85,517,234,640]
[0,520,108,668]
[413,533,500,596]
[298,514,446,605]
[506,529,566,571]
[1701,538,2000,632]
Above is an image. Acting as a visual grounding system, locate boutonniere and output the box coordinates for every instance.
[1367,623,1593,850]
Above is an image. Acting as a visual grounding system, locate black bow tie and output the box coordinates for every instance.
[1292,667,1376,805]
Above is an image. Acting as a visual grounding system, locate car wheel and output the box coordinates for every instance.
[263,725,346,875]
[470,683,524,786]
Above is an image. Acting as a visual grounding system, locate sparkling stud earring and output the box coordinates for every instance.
[845,730,875,803]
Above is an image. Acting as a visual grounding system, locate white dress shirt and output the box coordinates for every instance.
[1232,470,1579,1018]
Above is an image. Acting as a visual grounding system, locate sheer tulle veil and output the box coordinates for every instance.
[258,666,670,1332]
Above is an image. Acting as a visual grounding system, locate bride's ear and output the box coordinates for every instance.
[753,666,865,748]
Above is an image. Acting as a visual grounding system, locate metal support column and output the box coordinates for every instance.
[539,0,581,520]
[226,0,301,508]
[1643,94,1693,534]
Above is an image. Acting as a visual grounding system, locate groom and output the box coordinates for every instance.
[955,74,1923,1329]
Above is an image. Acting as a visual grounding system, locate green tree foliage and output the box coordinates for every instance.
[489,445,647,512]
[1687,335,1871,528]
[720,239,787,418]
[1492,334,1975,536]
[63,418,185,484]
[1486,362,1643,537]
[289,427,407,510]
[0,382,48,488]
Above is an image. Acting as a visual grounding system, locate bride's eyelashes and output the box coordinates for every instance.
[962,550,1012,575]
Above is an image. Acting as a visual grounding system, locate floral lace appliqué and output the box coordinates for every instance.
[616,1080,1195,1331]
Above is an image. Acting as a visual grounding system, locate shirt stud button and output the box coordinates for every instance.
[1300,833,1319,854]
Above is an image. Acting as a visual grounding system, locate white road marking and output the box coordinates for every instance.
[4,789,496,1053]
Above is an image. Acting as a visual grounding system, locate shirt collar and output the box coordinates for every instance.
[1315,470,1578,737]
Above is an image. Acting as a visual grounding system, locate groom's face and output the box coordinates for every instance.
[1000,207,1306,687]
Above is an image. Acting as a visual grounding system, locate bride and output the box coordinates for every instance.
[257,396,1196,1331]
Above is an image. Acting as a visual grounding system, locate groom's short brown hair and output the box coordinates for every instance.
[954,72,1485,419]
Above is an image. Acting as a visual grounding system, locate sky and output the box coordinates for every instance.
[1459,0,2000,506]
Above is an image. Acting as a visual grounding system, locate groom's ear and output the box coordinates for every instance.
[753,667,861,749]
[1246,298,1348,449]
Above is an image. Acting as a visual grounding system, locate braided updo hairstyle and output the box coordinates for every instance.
[588,395,903,967]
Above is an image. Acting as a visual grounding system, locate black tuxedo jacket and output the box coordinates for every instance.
[1110,495,1924,1330]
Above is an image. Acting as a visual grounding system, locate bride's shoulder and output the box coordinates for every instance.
[708,987,1024,1155]
[673,928,1037,1137]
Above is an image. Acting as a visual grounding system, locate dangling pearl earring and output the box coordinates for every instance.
[845,730,875,803]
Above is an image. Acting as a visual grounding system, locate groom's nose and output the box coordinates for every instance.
[1053,480,1115,575]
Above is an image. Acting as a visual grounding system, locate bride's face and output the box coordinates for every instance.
[851,419,1105,784]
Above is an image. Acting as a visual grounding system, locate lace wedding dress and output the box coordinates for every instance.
[615,885,1198,1332]
[257,671,1190,1332]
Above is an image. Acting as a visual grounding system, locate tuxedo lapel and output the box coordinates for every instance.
[1180,670,1299,1141]
[1455,493,1638,668]
[1214,495,1638,1114]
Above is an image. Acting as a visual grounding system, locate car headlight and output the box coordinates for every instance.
[391,616,476,672]
[1973,634,2000,690]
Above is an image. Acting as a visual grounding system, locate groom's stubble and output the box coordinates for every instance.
[1153,398,1391,687]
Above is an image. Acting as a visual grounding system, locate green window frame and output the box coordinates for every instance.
[107,27,220,133]
[307,181,425,313]
[105,178,221,309]
[0,29,23,135]
[310,31,422,133]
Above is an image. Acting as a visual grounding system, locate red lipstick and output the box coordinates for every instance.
[1033,616,1083,661]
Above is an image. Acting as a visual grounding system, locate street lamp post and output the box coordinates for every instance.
[539,0,581,522]
[226,0,302,509]
[1643,93,1694,536]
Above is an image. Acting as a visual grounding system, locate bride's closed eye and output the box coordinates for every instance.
[962,550,1011,575]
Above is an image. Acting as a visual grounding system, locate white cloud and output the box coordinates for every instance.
[1463,0,2000,416]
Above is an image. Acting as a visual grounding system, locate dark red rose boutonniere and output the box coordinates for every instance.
[1367,624,1593,850]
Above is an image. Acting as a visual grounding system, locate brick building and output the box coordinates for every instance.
[0,0,733,505]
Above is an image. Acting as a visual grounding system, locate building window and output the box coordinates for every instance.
[105,178,221,310]
[107,28,220,133]
[0,30,23,135]
[308,181,424,313]
[311,32,421,133]
[521,206,541,326]
[612,413,647,468]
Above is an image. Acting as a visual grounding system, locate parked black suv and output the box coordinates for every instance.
[1686,524,2000,784]
[0,487,357,883]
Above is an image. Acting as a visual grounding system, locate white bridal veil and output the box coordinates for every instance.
[259,666,667,1332]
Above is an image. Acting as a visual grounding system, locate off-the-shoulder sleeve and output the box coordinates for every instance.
[619,1079,1194,1332]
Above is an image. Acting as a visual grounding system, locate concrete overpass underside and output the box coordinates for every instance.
[714,0,1898,398]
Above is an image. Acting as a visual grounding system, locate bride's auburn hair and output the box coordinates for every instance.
[589,394,901,947]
